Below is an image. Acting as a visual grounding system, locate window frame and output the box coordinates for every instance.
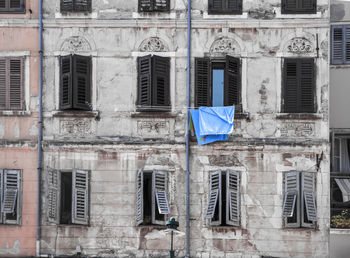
[60,0,92,13]
[138,0,170,12]
[208,0,243,15]
[281,0,317,14]
[0,0,25,14]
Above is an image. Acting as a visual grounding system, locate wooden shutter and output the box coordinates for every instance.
[9,0,22,10]
[47,168,60,223]
[227,0,242,14]
[226,170,240,226]
[208,0,224,13]
[1,170,20,214]
[300,59,315,113]
[331,26,344,65]
[154,0,169,12]
[139,0,153,12]
[72,169,89,225]
[195,58,210,107]
[152,171,170,216]
[0,59,6,109]
[345,26,350,63]
[0,170,2,222]
[205,170,221,224]
[152,55,170,108]
[282,0,316,13]
[138,55,152,107]
[136,169,144,226]
[302,172,317,224]
[0,0,6,10]
[60,55,73,110]
[61,0,73,12]
[73,55,91,110]
[225,55,241,112]
[283,59,298,113]
[9,59,23,110]
[282,0,297,13]
[74,0,91,12]
[283,171,300,228]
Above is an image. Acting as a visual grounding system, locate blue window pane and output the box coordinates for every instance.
[212,69,224,107]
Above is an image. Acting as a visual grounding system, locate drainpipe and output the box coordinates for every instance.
[185,0,191,257]
[36,0,43,255]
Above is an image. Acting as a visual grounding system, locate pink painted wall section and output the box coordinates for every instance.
[0,147,37,256]
[0,0,39,19]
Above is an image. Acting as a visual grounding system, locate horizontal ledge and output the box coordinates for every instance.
[130,112,177,118]
[0,110,31,116]
[51,110,99,118]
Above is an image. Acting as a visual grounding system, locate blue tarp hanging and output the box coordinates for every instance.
[189,106,234,145]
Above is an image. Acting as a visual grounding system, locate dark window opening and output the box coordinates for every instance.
[5,201,17,221]
[287,202,298,224]
[60,172,72,224]
[143,172,152,224]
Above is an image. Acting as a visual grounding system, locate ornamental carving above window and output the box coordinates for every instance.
[139,37,169,52]
[210,37,240,54]
[286,37,313,54]
[60,36,92,53]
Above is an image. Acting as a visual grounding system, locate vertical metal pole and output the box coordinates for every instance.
[169,230,174,258]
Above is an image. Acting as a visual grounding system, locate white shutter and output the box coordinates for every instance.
[205,170,221,222]
[1,170,20,213]
[72,169,89,225]
[226,170,240,226]
[153,171,170,215]
[302,172,317,223]
[47,168,60,223]
[136,169,144,226]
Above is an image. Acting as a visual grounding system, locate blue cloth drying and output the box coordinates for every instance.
[199,106,235,135]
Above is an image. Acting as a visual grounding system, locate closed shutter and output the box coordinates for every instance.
[331,26,344,64]
[154,0,169,11]
[205,170,221,223]
[1,170,20,214]
[61,0,73,12]
[73,55,91,110]
[60,55,73,110]
[300,59,315,113]
[0,59,6,109]
[0,170,3,222]
[224,55,241,112]
[9,59,23,110]
[282,0,297,13]
[227,0,242,14]
[138,55,152,107]
[302,172,317,223]
[47,169,60,223]
[9,0,22,10]
[136,169,144,226]
[139,0,153,12]
[208,0,224,13]
[283,59,298,113]
[345,26,350,63]
[195,58,210,107]
[299,0,316,13]
[72,169,89,225]
[226,170,240,226]
[152,55,170,108]
[153,171,170,216]
[282,172,299,217]
[282,0,316,13]
[74,0,91,12]
[0,0,6,10]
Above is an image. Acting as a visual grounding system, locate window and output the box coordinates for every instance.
[282,58,315,113]
[137,55,170,111]
[0,0,25,13]
[195,56,241,112]
[0,57,24,110]
[136,170,170,226]
[281,0,316,14]
[208,0,242,15]
[60,55,91,111]
[330,134,350,227]
[0,169,21,225]
[331,25,350,65]
[60,0,91,13]
[205,170,240,226]
[47,169,89,225]
[282,172,317,228]
[138,0,170,12]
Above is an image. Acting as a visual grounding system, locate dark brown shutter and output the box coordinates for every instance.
[227,0,242,14]
[0,59,6,109]
[9,0,21,9]
[195,58,210,107]
[208,0,224,14]
[282,0,316,13]
[74,0,91,12]
[154,0,169,11]
[9,59,23,110]
[138,55,152,107]
[152,55,170,108]
[224,55,241,112]
[60,55,73,110]
[61,0,73,12]
[0,0,6,10]
[299,0,316,13]
[283,59,298,113]
[300,59,315,113]
[139,0,153,12]
[282,0,297,13]
[73,55,91,110]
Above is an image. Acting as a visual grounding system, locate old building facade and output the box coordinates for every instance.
[37,0,330,257]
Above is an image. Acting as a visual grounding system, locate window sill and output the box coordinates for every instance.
[276,113,322,120]
[137,225,166,229]
[207,226,240,232]
[131,111,177,119]
[0,110,31,116]
[203,11,247,19]
[330,64,350,68]
[331,228,350,234]
[52,110,99,118]
[55,12,97,19]
[132,12,175,19]
[58,224,89,227]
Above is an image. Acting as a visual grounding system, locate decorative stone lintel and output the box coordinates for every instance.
[61,36,92,53]
[210,37,239,54]
[286,37,313,54]
[139,37,168,52]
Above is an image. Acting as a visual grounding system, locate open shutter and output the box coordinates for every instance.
[74,0,91,12]
[302,172,317,225]
[139,0,153,12]
[300,59,315,113]
[61,0,73,12]
[282,172,299,217]
[225,55,241,112]
[283,59,298,113]
[138,55,152,108]
[0,59,6,109]
[9,59,23,110]
[60,55,73,110]
[47,168,60,223]
[205,170,221,224]
[153,171,170,215]
[195,58,210,107]
[73,55,91,110]
[1,170,19,214]
[154,0,169,12]
[136,169,144,226]
[72,170,89,225]
[331,26,344,65]
[226,170,240,226]
[152,55,170,108]
[227,0,242,14]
